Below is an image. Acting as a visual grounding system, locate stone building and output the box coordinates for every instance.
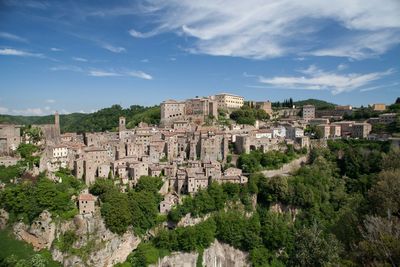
[78,193,96,215]
[0,124,21,155]
[255,101,273,115]
[215,93,244,110]
[302,105,315,121]
[235,130,283,154]
[160,100,186,126]
[316,124,341,139]
[351,123,372,138]
[32,112,61,145]
[371,103,386,111]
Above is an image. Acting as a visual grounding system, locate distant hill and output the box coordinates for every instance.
[0,104,160,133]
[294,99,336,110]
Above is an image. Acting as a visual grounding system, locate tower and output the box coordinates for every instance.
[54,111,60,137]
[119,116,126,131]
[55,111,60,127]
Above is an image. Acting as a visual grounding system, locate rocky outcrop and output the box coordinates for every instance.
[270,202,299,222]
[203,240,249,267]
[150,240,249,267]
[13,210,56,251]
[0,209,9,229]
[150,252,198,267]
[262,155,308,178]
[53,210,141,267]
[177,213,211,227]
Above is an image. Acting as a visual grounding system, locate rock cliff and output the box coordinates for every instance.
[150,240,249,267]
[12,209,140,267]
[13,210,56,251]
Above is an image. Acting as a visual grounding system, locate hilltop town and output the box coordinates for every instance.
[0,93,399,266]
[1,94,398,194]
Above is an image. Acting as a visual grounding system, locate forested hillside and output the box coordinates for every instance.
[0,105,160,133]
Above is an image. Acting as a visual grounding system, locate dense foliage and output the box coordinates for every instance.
[230,106,269,125]
[17,143,40,168]
[272,98,336,110]
[0,170,83,224]
[0,104,160,133]
[148,140,400,266]
[237,146,305,173]
[90,176,163,235]
[168,182,252,223]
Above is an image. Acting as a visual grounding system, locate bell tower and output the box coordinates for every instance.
[119,116,126,131]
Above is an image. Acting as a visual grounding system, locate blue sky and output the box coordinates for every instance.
[0,0,399,115]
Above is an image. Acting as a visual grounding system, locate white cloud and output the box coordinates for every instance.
[0,48,43,57]
[0,32,28,43]
[11,108,45,116]
[337,64,348,71]
[72,56,88,62]
[141,58,149,63]
[45,99,56,104]
[0,107,9,113]
[359,82,400,92]
[243,72,257,78]
[88,70,121,77]
[130,0,400,59]
[89,69,153,80]
[307,31,400,60]
[102,44,126,53]
[128,29,149,38]
[127,71,153,80]
[50,65,83,72]
[258,65,394,94]
[50,47,63,52]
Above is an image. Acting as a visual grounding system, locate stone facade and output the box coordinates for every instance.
[302,105,315,121]
[78,193,96,215]
[0,124,21,155]
[215,93,244,110]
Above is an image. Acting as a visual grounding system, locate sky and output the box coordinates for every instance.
[0,0,399,115]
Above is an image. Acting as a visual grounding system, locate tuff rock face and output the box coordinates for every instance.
[52,210,141,267]
[11,209,140,267]
[150,240,249,267]
[13,210,56,251]
[203,240,249,267]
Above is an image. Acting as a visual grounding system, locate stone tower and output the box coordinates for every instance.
[55,111,60,127]
[119,116,126,131]
[54,111,60,137]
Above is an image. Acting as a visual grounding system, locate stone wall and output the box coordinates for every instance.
[261,155,308,177]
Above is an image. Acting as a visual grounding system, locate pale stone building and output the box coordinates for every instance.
[215,93,244,110]
[78,193,96,215]
[351,123,372,138]
[0,124,21,155]
[160,100,186,126]
[302,105,315,121]
[371,103,386,111]
[255,101,273,115]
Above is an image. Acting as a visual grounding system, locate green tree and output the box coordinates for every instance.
[101,191,132,234]
[291,224,342,267]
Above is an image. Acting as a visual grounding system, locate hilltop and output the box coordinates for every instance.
[294,98,336,110]
[0,105,160,133]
